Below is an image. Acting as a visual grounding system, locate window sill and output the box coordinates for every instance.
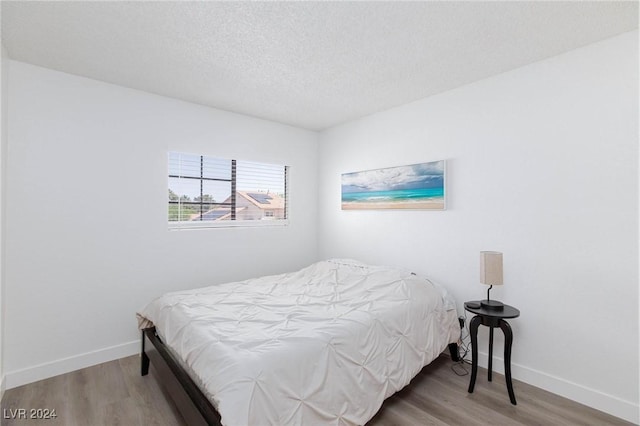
[168,219,289,230]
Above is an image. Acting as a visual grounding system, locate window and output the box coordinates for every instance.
[168,152,288,228]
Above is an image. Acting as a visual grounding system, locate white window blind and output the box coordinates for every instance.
[168,152,288,228]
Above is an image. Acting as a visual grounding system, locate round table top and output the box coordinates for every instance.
[464,301,520,319]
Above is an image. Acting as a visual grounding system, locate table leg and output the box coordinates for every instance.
[468,315,481,394]
[488,326,494,382]
[499,319,517,405]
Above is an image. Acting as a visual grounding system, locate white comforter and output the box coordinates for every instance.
[137,259,459,426]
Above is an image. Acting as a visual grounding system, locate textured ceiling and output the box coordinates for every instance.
[1,1,638,131]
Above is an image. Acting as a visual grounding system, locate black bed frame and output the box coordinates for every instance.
[141,326,460,425]
[141,327,221,426]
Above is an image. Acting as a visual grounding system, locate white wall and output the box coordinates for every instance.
[4,61,318,387]
[318,31,638,423]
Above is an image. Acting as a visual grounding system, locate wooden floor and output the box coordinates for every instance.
[1,355,632,426]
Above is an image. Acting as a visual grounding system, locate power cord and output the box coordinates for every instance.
[450,310,472,376]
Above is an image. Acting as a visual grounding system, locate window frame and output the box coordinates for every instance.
[168,152,289,230]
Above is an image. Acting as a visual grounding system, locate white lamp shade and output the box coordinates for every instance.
[480,251,503,285]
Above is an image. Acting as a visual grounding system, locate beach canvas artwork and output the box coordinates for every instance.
[341,160,445,210]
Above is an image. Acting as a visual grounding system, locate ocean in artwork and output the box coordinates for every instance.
[341,160,445,210]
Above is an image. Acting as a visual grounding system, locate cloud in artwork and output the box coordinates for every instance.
[342,161,444,193]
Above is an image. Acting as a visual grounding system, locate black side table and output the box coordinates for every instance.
[464,301,520,405]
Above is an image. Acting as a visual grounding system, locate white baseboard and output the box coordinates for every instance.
[4,340,139,390]
[0,374,5,402]
[475,352,639,425]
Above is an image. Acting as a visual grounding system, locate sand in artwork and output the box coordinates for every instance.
[341,200,444,210]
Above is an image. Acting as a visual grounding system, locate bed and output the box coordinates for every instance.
[137,259,460,425]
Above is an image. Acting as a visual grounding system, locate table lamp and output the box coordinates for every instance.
[480,251,504,310]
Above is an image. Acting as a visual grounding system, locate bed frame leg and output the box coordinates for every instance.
[448,343,460,362]
[141,330,150,376]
